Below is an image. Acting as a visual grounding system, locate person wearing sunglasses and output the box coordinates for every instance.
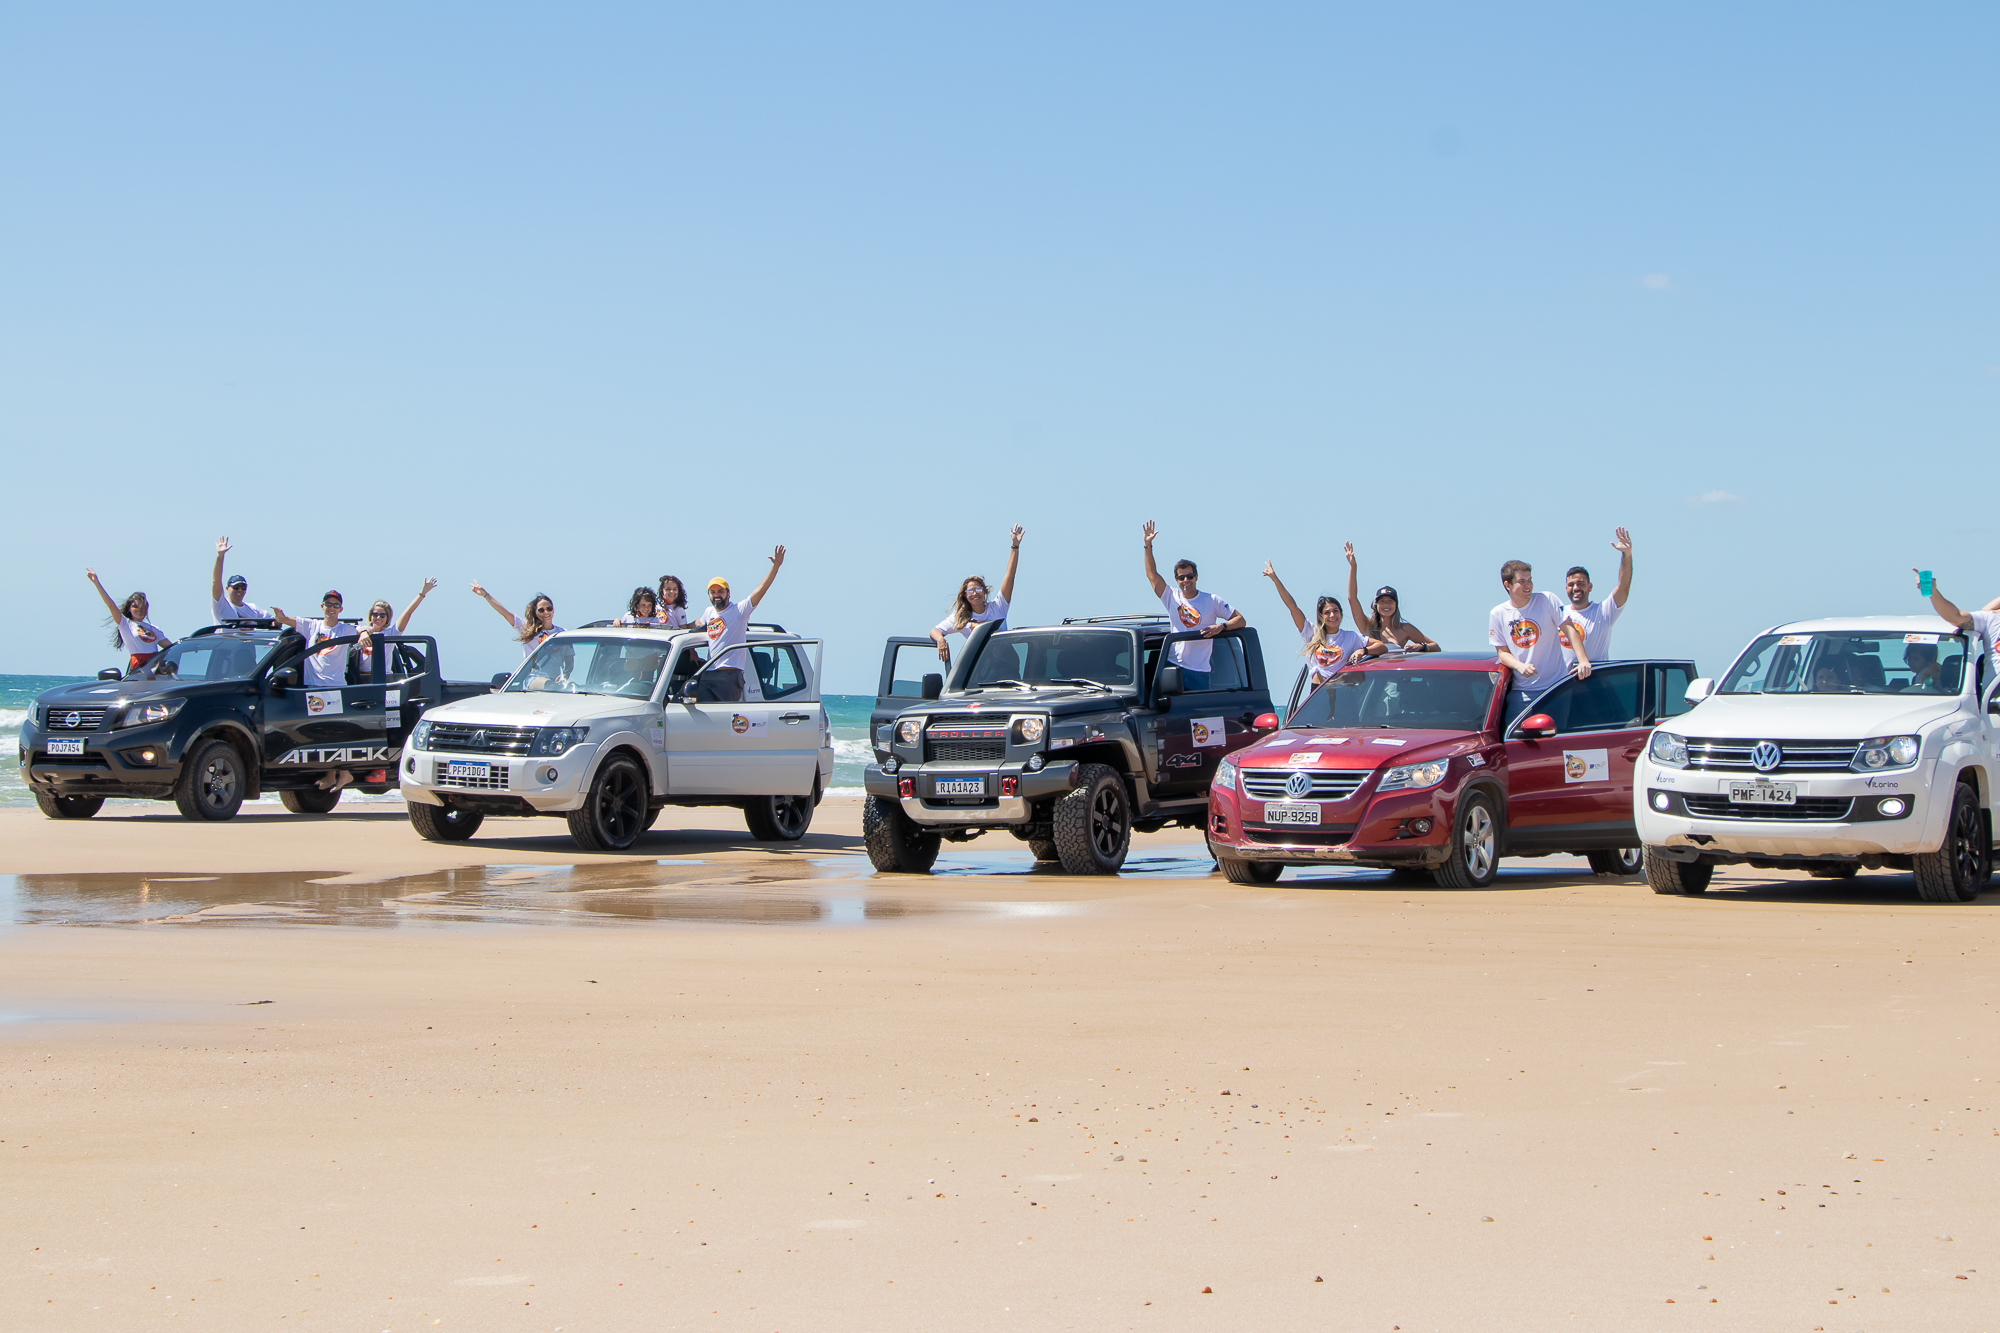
[929,526,1024,663]
[209,536,269,622]
[356,577,438,675]
[268,591,372,691]
[86,568,173,672]
[471,583,564,656]
[1142,520,1244,691]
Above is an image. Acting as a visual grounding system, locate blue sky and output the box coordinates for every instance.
[3,3,1993,691]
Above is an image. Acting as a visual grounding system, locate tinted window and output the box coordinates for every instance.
[669,646,708,694]
[1287,670,1495,733]
[754,644,809,700]
[1721,632,1970,695]
[507,637,669,699]
[144,635,266,683]
[1653,664,1694,719]
[1529,665,1644,733]
[888,643,937,697]
[964,630,1136,689]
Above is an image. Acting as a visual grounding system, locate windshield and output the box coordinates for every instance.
[1720,632,1970,695]
[1288,669,1498,733]
[505,636,669,699]
[963,629,1137,690]
[133,630,279,683]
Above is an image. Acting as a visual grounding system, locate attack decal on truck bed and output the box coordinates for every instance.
[1191,716,1225,746]
[275,744,392,766]
[304,691,343,716]
[1563,749,1609,783]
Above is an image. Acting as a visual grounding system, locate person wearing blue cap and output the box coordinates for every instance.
[210,536,269,622]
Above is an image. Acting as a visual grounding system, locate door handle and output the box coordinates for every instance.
[780,713,812,722]
[350,701,377,709]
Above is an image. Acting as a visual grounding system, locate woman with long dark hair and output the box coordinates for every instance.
[1264,561,1381,689]
[928,527,1023,663]
[1344,542,1438,653]
[654,574,691,628]
[471,582,564,655]
[86,568,173,672]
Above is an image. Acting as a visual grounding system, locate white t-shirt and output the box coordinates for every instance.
[618,606,688,628]
[505,614,566,658]
[1560,596,1624,664]
[935,594,1009,642]
[299,619,356,689]
[699,600,764,701]
[212,595,268,622]
[1159,588,1235,672]
[1489,591,1568,692]
[116,619,170,657]
[1969,611,2000,683]
[1300,624,1368,685]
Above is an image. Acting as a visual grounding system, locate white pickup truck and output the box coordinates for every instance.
[400,623,833,851]
[1635,616,1996,901]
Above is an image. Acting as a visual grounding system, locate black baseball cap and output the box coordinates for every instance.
[1374,586,1399,603]
[226,574,248,588]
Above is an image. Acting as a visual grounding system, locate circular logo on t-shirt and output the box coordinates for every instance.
[706,618,724,641]
[1313,647,1339,672]
[1177,604,1200,629]
[1510,620,1540,651]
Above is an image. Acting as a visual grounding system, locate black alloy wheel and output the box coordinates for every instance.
[409,801,484,842]
[174,738,245,821]
[33,791,104,819]
[746,780,817,841]
[567,755,648,852]
[1914,783,1989,903]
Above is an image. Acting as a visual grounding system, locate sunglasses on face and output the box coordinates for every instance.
[1175,573,1198,582]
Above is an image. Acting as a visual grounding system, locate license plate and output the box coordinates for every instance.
[1728,781,1796,806]
[446,761,491,781]
[46,738,84,756]
[934,778,985,797]
[1262,802,1321,825]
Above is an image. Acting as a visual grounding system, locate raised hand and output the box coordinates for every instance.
[86,567,102,586]
[420,576,438,594]
[1612,527,1632,553]
[216,536,232,556]
[1142,520,1157,546]
[1343,540,1357,567]
[1261,560,1277,581]
[770,545,786,567]
[1009,525,1025,547]
[470,581,488,598]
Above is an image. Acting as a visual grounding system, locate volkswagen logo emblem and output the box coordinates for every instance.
[1751,741,1783,773]
[470,730,487,747]
[1285,771,1313,800]
[63,711,81,729]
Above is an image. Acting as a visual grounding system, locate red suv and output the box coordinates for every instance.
[1206,653,1698,887]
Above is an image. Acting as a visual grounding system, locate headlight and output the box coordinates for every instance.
[530,725,590,757]
[896,718,922,745]
[1013,716,1046,744]
[112,698,185,729]
[411,719,432,749]
[1378,759,1449,792]
[1852,735,1919,771]
[1649,730,1688,768]
[1214,756,1239,790]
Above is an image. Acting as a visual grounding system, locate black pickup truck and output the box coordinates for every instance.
[863,616,1276,874]
[18,622,493,821]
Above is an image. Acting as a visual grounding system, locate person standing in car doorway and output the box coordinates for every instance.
[1559,528,1633,671]
[1143,521,1244,691]
[210,537,269,622]
[1490,559,1589,722]
[930,526,1024,664]
[696,546,786,702]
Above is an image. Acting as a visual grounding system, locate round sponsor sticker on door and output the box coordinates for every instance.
[1191,721,1212,745]
[731,714,750,735]
[307,694,326,714]
[1564,753,1587,780]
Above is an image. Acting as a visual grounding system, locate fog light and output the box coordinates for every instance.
[899,778,914,799]
[882,755,900,774]
[542,766,560,783]
[1878,797,1907,817]
[1001,776,1018,797]
[405,756,416,775]
[1410,817,1432,835]
[1025,753,1045,772]
[1653,792,1671,811]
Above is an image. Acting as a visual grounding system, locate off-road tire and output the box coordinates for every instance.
[1644,846,1714,895]
[281,788,342,815]
[567,754,649,852]
[1432,793,1500,889]
[1219,856,1284,885]
[862,795,941,873]
[409,801,483,842]
[33,791,104,819]
[1586,847,1644,877]
[1808,864,1861,880]
[1029,838,1060,863]
[174,738,246,821]
[746,778,818,841]
[1051,763,1132,875]
[1913,783,1989,903]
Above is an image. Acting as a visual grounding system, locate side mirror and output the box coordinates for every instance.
[1156,666,1184,704]
[1988,698,1999,716]
[1518,712,1557,739]
[97,668,123,681]
[921,674,943,701]
[490,672,511,690]
[1683,677,1713,706]
[1253,712,1279,732]
[268,666,302,695]
[680,690,698,704]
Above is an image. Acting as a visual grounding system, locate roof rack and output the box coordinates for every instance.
[1059,614,1173,627]
[569,620,791,634]
[190,621,299,637]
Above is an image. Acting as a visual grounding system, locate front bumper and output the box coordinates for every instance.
[1206,774,1452,866]
[862,761,1078,826]
[1632,759,1936,858]
[400,742,596,812]
[20,721,186,796]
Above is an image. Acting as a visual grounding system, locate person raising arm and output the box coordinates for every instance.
[210,536,269,622]
[696,545,786,702]
[1559,527,1633,669]
[357,577,436,676]
[1265,561,1380,690]
[1343,542,1438,652]
[930,526,1024,663]
[471,583,564,656]
[1918,570,2000,679]
[1489,559,1590,724]
[1144,521,1244,690]
[87,569,173,673]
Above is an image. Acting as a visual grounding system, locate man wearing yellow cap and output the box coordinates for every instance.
[695,545,787,702]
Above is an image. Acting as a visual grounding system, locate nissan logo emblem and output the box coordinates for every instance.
[63,711,81,729]
[1751,741,1783,773]
[1285,771,1313,800]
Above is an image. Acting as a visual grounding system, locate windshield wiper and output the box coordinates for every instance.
[1047,677,1115,692]
[966,679,1033,692]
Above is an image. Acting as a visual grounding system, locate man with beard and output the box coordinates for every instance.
[696,545,786,702]
[1558,527,1634,671]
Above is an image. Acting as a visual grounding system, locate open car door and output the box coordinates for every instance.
[873,637,941,763]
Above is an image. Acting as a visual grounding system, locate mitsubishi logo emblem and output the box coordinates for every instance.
[1285,771,1313,800]
[63,711,81,729]
[470,730,487,747]
[1751,741,1782,773]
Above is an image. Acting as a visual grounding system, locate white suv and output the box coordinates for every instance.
[401,624,833,851]
[1636,616,1995,902]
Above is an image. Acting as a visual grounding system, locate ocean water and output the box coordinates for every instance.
[1,674,878,810]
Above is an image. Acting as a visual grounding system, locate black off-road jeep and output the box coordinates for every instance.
[862,616,1276,874]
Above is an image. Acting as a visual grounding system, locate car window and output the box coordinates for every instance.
[1721,632,1969,695]
[669,646,708,695]
[754,644,808,700]
[1289,670,1494,732]
[144,637,263,683]
[1527,665,1645,733]
[507,636,669,699]
[1190,637,1248,692]
[887,643,935,697]
[964,630,1136,688]
[1653,664,1694,719]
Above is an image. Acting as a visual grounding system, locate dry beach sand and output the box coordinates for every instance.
[2,800,1996,1331]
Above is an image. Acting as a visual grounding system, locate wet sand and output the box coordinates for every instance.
[2,802,1996,1330]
